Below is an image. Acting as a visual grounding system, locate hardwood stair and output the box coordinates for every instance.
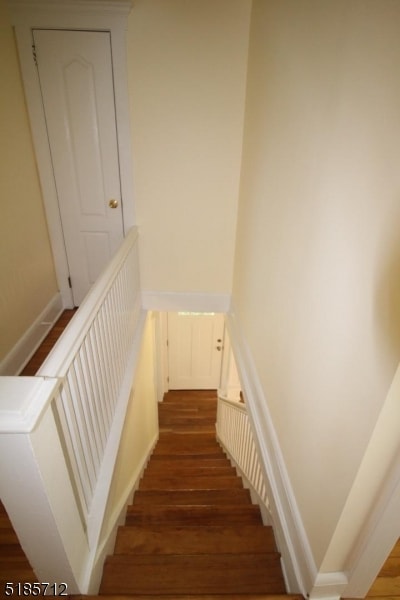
[98,390,295,599]
[361,538,400,600]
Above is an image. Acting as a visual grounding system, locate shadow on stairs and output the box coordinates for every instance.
[74,390,304,600]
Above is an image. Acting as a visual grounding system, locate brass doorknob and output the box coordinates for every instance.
[109,199,119,209]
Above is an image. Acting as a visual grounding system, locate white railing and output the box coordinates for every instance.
[37,227,141,535]
[0,227,147,594]
[216,395,271,515]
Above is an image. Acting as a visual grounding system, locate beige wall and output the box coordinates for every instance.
[102,313,159,536]
[232,0,400,568]
[0,0,57,362]
[127,0,251,294]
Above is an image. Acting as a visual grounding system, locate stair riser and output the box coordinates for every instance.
[159,425,218,433]
[101,554,286,595]
[155,432,217,442]
[160,408,217,413]
[115,525,277,555]
[152,448,225,457]
[145,458,230,469]
[132,489,252,505]
[143,464,236,475]
[126,505,262,526]
[159,412,217,419]
[139,476,243,490]
[158,410,215,425]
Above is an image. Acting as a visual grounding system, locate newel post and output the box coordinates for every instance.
[218,333,242,402]
[0,377,87,593]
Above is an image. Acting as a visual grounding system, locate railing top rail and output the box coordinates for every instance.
[218,394,247,412]
[37,227,139,378]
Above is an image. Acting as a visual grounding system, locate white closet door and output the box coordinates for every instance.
[34,29,124,305]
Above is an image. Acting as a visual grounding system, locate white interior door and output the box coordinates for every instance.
[167,312,225,389]
[33,29,124,305]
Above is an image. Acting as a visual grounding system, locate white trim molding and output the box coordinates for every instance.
[0,293,63,376]
[344,462,400,598]
[226,305,350,600]
[141,291,231,314]
[226,308,314,597]
[336,361,400,598]
[227,302,400,600]
[309,572,349,600]
[7,0,135,308]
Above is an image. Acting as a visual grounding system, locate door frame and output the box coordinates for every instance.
[8,0,135,307]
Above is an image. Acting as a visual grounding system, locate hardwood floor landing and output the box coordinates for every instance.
[20,308,77,375]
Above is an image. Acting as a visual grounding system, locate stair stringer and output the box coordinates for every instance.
[226,309,349,600]
[87,432,158,593]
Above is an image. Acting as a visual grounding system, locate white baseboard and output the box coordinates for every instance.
[309,572,349,600]
[141,290,231,313]
[226,307,348,600]
[0,293,63,376]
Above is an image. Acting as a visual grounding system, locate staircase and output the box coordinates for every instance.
[1,388,398,599]
[95,390,299,599]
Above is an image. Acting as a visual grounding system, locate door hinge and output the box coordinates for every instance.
[32,44,38,67]
[68,276,72,289]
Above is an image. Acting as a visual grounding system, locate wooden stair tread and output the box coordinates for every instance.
[126,504,263,526]
[152,433,221,451]
[150,452,225,460]
[379,557,400,577]
[0,531,21,545]
[132,489,252,505]
[166,392,217,395]
[100,553,286,595]
[368,576,400,596]
[362,597,400,600]
[144,457,230,469]
[144,461,234,472]
[0,566,36,579]
[139,475,243,490]
[159,415,216,423]
[115,524,278,554]
[159,425,217,433]
[153,444,223,455]
[0,544,26,557]
[159,406,217,414]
